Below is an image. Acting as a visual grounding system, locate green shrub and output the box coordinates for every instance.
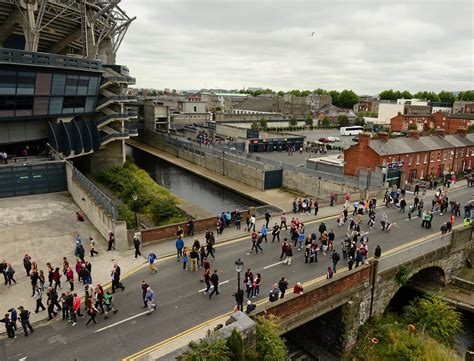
[178,337,231,361]
[403,294,461,347]
[396,265,411,285]
[97,159,186,228]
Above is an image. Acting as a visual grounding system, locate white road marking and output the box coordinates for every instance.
[405,216,418,221]
[264,260,285,269]
[198,280,229,293]
[93,311,150,333]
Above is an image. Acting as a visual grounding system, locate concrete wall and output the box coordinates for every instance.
[215,113,289,122]
[215,123,249,139]
[138,130,265,190]
[65,162,128,250]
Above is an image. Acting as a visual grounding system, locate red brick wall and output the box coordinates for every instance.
[344,141,380,176]
[141,210,249,244]
[261,266,372,320]
[464,103,474,113]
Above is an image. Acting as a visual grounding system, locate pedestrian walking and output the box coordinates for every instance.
[0,313,16,338]
[187,218,194,237]
[111,264,125,293]
[103,291,118,317]
[284,244,293,265]
[331,250,341,272]
[264,211,271,228]
[6,263,16,286]
[145,287,157,314]
[280,238,289,260]
[133,236,141,258]
[34,284,46,313]
[23,254,32,276]
[148,252,158,273]
[280,213,288,230]
[234,289,244,311]
[89,237,98,257]
[253,273,261,298]
[176,236,184,262]
[86,304,98,325]
[278,277,289,299]
[209,270,220,299]
[271,223,280,243]
[107,231,115,251]
[18,306,34,336]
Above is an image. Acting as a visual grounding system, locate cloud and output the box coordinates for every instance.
[117,0,473,94]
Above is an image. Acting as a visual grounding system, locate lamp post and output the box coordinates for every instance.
[131,191,138,229]
[235,258,244,293]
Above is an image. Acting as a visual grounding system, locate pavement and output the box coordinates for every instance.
[0,180,471,361]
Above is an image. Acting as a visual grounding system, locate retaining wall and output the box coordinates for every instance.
[65,162,128,250]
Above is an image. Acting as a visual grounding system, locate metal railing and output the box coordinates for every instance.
[102,76,136,84]
[165,136,268,171]
[253,204,285,218]
[101,131,131,144]
[0,155,54,167]
[72,167,119,220]
[0,48,102,72]
[378,233,452,273]
[97,95,131,106]
[97,112,129,127]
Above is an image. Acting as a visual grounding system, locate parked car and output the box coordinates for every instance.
[319,137,337,143]
[352,136,359,142]
[327,136,341,142]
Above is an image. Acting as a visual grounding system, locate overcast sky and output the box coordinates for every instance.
[117,0,473,94]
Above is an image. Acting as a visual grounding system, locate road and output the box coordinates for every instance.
[1,185,472,361]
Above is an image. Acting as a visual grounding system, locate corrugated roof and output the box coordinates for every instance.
[369,134,474,156]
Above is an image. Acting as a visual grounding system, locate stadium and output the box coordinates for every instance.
[0,0,137,171]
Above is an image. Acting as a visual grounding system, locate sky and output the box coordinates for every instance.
[117,0,473,94]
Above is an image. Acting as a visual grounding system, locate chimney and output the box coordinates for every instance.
[358,132,371,147]
[457,127,467,136]
[378,132,389,141]
[435,128,445,137]
[408,129,420,140]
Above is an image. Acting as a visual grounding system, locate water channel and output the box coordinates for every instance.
[125,145,259,214]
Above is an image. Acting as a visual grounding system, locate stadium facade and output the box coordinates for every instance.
[0,0,137,171]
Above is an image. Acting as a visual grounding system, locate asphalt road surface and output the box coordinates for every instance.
[1,185,472,361]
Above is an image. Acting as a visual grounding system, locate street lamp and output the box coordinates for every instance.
[131,191,138,229]
[235,258,244,293]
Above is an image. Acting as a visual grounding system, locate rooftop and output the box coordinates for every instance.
[368,134,474,156]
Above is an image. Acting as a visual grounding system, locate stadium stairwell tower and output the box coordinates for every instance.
[0,0,137,171]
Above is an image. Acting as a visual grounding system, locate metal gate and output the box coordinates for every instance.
[264,169,283,189]
[0,162,67,198]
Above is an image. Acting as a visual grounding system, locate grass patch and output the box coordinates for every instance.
[97,158,187,228]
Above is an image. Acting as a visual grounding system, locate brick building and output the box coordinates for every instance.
[390,112,470,134]
[344,130,474,186]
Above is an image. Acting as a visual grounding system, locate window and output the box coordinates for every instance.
[0,71,17,95]
[62,96,86,113]
[416,154,420,164]
[420,170,424,179]
[0,95,34,111]
[443,151,447,161]
[49,97,63,114]
[430,153,434,162]
[52,74,66,95]
[16,72,35,95]
[65,75,78,95]
[437,152,441,161]
[408,156,412,166]
[450,150,454,159]
[194,106,197,112]
[460,149,464,157]
[424,153,428,164]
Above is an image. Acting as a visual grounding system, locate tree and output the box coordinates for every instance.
[437,91,455,105]
[408,123,418,130]
[379,89,398,101]
[468,124,474,133]
[255,316,288,360]
[250,120,260,131]
[305,114,313,126]
[328,90,340,106]
[258,118,268,131]
[337,114,349,127]
[354,114,365,126]
[400,90,413,99]
[322,118,331,127]
[300,90,311,97]
[404,294,461,347]
[277,90,285,96]
[413,91,440,102]
[226,329,245,361]
[289,116,298,127]
[337,89,360,109]
[457,90,474,101]
[290,89,301,97]
[313,88,327,94]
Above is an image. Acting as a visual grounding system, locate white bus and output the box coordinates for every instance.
[340,126,364,136]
